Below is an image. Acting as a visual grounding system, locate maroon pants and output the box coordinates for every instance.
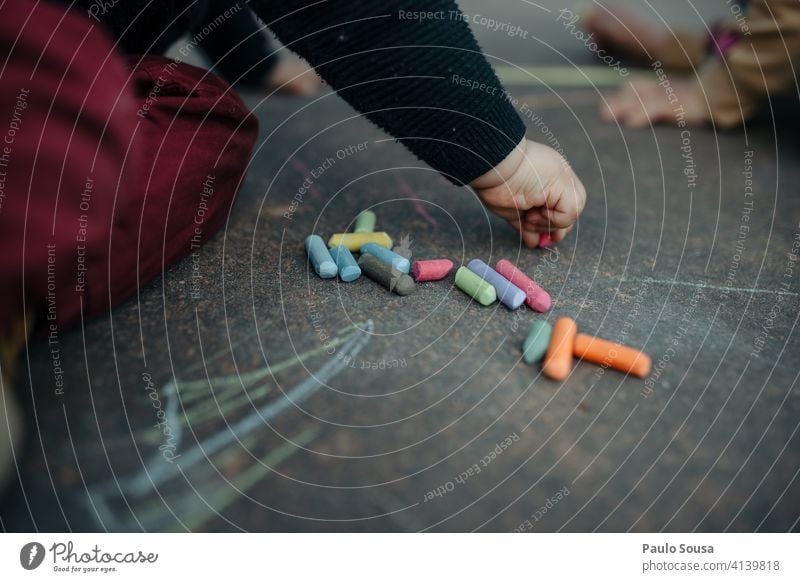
[0,0,258,330]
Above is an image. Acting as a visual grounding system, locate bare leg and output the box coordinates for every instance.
[584,3,707,69]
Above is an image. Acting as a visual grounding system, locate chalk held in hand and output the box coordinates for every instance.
[354,210,376,233]
[495,259,552,312]
[329,245,361,282]
[454,266,496,306]
[542,317,577,381]
[539,233,553,248]
[328,232,392,252]
[304,234,337,279]
[522,321,552,364]
[360,242,411,274]
[467,259,526,310]
[412,259,453,282]
[358,253,415,296]
[573,333,652,378]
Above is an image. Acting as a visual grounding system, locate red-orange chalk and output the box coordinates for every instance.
[573,333,652,378]
[542,317,577,381]
[539,233,553,247]
[495,259,552,312]
[412,259,453,282]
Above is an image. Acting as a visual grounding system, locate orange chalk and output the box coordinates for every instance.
[542,317,577,381]
[573,333,652,378]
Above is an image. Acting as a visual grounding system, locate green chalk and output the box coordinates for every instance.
[354,210,376,233]
[522,321,552,365]
[455,266,496,306]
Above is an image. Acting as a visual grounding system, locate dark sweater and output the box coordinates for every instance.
[71,0,525,185]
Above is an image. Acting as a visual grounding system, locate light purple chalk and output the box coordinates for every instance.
[467,259,526,310]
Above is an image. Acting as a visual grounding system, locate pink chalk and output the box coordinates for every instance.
[538,233,553,248]
[495,259,552,312]
[412,259,453,282]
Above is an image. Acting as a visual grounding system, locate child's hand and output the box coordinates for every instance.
[470,139,586,248]
[601,77,711,127]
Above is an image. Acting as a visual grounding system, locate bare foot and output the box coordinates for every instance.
[263,55,323,96]
[584,4,695,66]
[601,77,711,127]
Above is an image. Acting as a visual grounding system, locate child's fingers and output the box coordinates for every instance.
[525,188,585,233]
[484,203,548,249]
[540,206,579,229]
[485,204,523,222]
[503,214,542,248]
[551,225,573,243]
[505,217,540,248]
[523,209,551,228]
[474,138,584,248]
[484,205,535,245]
[520,228,540,249]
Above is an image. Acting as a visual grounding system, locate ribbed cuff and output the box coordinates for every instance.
[419,98,526,186]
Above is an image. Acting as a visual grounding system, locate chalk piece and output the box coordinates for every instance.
[454,266,497,306]
[360,242,411,274]
[329,245,361,282]
[328,232,392,252]
[412,259,453,282]
[573,333,652,378]
[467,259,526,310]
[357,254,415,296]
[304,234,337,279]
[539,233,553,248]
[495,259,552,312]
[354,210,376,233]
[522,321,552,364]
[542,317,576,381]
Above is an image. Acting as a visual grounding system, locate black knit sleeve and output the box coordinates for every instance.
[248,0,526,185]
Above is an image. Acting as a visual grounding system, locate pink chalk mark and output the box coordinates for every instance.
[289,158,321,199]
[394,175,439,228]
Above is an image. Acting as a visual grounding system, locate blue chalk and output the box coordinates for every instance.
[304,234,337,278]
[360,242,410,274]
[329,245,361,282]
[467,259,526,310]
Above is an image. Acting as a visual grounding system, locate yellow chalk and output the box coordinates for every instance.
[327,232,392,252]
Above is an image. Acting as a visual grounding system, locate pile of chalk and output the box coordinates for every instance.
[304,211,552,311]
[305,210,651,379]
